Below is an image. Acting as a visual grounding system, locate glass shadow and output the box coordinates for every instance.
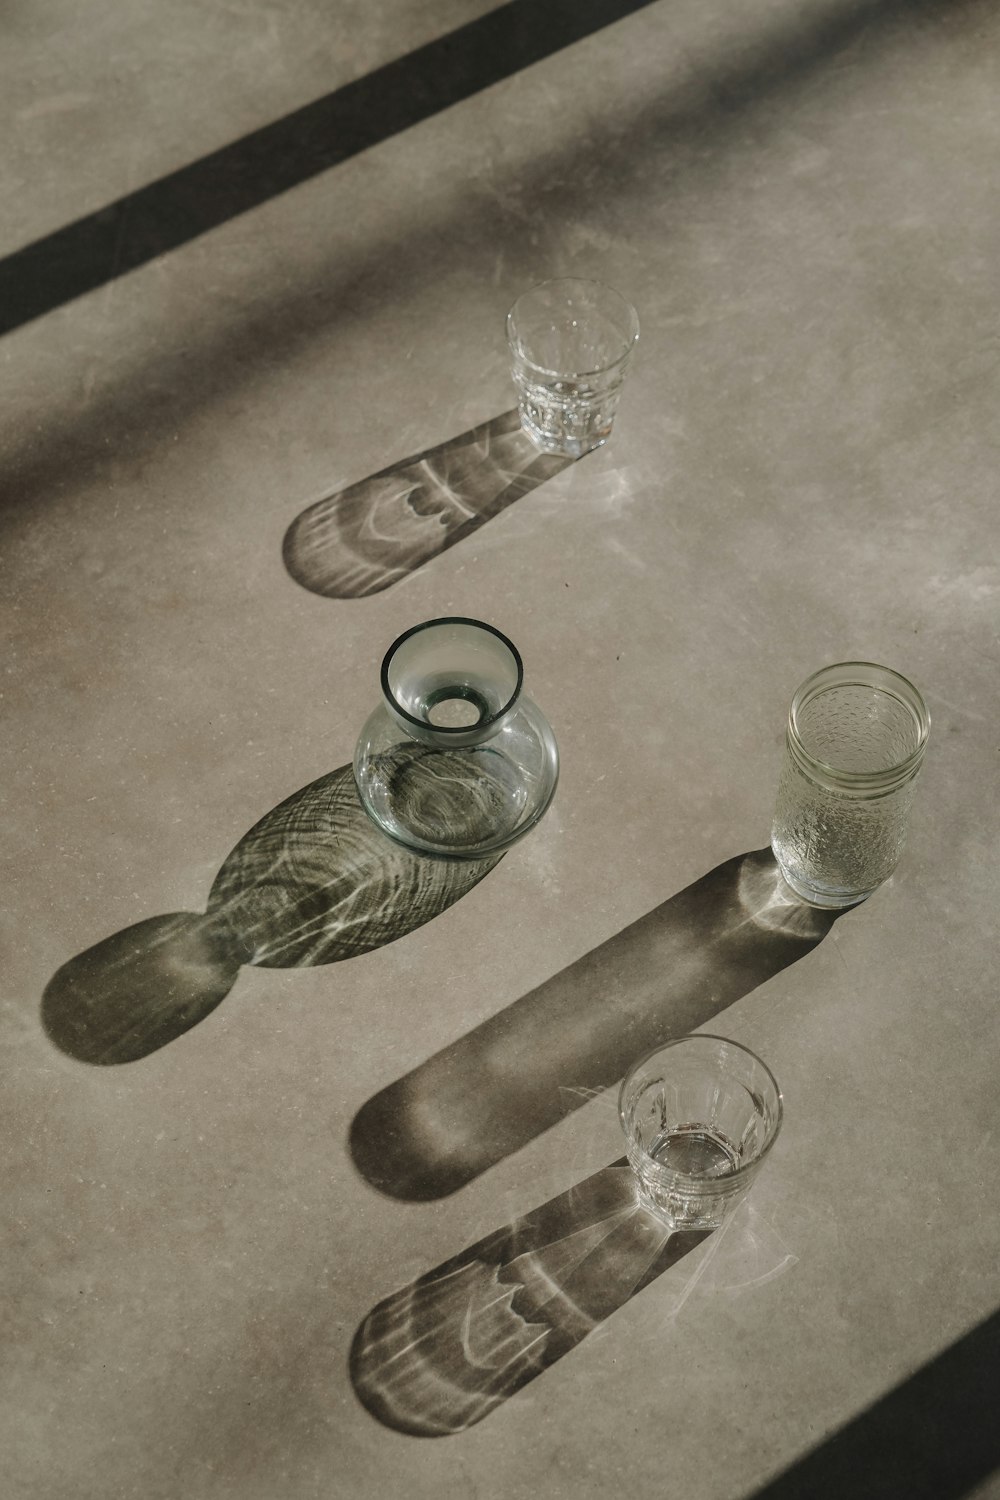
[282,408,574,599]
[41,759,502,1065]
[351,1160,710,1438]
[350,849,838,1199]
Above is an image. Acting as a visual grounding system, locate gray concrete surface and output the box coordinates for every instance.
[3,1,999,1496]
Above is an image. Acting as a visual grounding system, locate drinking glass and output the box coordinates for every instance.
[770,662,930,908]
[506,278,639,457]
[619,1034,783,1230]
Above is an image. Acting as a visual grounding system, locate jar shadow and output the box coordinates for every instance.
[349,849,839,1200]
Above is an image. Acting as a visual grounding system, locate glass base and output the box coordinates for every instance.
[771,852,874,909]
[635,1182,745,1233]
[519,411,609,459]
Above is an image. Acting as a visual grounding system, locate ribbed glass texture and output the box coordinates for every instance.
[619,1035,783,1230]
[506,278,639,457]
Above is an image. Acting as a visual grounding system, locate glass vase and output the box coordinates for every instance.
[353,617,559,859]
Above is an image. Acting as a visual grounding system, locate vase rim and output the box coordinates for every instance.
[380,616,524,740]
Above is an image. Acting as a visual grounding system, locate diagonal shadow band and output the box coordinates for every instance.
[283,408,575,599]
[744,1308,1000,1500]
[41,761,501,1065]
[0,0,662,336]
[350,849,838,1200]
[4,0,980,528]
[351,1160,711,1437]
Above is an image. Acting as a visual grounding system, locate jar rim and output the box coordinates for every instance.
[788,661,930,790]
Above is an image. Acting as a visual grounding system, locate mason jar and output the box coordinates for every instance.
[770,662,930,909]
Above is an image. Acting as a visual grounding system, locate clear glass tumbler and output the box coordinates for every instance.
[506,278,639,458]
[619,1034,783,1230]
[353,617,559,859]
[770,662,930,909]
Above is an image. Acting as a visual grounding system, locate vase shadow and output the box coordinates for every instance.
[350,1160,711,1438]
[41,759,502,1065]
[350,848,839,1200]
[282,408,575,599]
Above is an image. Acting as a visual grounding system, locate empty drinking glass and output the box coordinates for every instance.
[506,278,639,457]
[770,662,930,909]
[619,1035,783,1230]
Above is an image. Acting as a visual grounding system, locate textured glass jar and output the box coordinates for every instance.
[771,662,930,909]
[354,618,559,859]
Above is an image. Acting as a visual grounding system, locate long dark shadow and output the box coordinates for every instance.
[283,408,574,598]
[350,849,838,1200]
[3,0,978,525]
[41,761,501,1064]
[351,1160,710,1436]
[0,0,662,336]
[745,1308,1000,1500]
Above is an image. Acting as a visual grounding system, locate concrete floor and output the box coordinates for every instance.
[3,1,999,1496]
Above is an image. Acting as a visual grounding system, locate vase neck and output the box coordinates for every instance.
[381,617,524,748]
